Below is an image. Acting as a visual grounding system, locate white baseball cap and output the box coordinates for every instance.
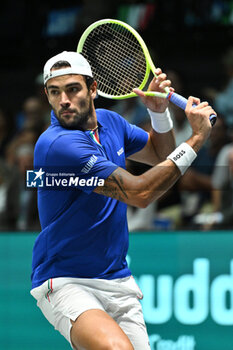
[43,51,93,84]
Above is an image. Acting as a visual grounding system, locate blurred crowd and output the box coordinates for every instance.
[1,49,233,232]
[0,75,50,231]
[124,48,233,232]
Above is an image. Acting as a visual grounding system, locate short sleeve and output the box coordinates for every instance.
[44,134,118,193]
[111,112,149,158]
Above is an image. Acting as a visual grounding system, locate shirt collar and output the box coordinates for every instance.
[51,110,60,126]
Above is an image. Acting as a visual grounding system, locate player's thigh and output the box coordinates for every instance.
[71,309,134,350]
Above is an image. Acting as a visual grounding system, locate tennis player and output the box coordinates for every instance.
[30,51,215,350]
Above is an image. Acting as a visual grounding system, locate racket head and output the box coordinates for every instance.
[77,19,154,99]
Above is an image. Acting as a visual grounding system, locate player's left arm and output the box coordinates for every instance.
[128,68,176,166]
[128,128,175,166]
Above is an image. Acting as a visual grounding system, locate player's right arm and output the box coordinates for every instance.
[94,159,180,207]
[94,97,215,208]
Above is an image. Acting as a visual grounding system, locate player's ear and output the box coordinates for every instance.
[90,81,97,99]
[44,87,48,98]
[44,87,52,105]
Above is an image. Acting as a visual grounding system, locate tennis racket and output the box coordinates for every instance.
[77,18,216,126]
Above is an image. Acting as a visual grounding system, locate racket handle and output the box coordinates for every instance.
[167,92,217,127]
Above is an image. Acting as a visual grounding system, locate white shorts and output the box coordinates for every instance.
[30,276,151,350]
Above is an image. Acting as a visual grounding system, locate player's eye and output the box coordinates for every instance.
[68,87,79,93]
[50,90,59,96]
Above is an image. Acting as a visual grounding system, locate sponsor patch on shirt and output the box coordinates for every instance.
[117,147,124,156]
[81,155,98,174]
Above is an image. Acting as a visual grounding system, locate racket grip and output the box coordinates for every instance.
[167,92,217,127]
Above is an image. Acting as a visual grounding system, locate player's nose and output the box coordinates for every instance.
[60,92,70,106]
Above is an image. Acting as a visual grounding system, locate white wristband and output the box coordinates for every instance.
[167,142,197,175]
[147,108,173,133]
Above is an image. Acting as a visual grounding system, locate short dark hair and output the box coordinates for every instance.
[48,60,94,90]
[51,60,70,70]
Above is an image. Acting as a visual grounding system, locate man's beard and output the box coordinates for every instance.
[57,98,93,130]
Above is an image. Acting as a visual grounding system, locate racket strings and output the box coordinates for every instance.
[91,25,146,94]
[82,27,143,94]
[81,23,147,96]
[102,25,146,89]
[85,29,133,88]
[85,34,144,94]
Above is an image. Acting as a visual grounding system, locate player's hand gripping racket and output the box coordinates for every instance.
[77,18,217,126]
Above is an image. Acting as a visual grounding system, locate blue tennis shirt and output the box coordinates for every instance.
[31,109,148,288]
